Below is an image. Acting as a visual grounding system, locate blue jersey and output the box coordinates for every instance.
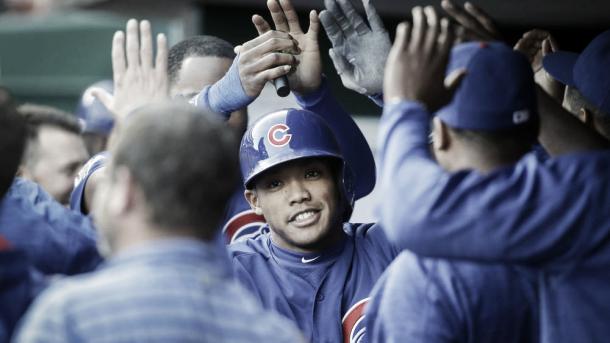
[366,251,538,343]
[377,100,610,343]
[0,236,46,341]
[70,151,109,214]
[229,223,398,343]
[1,178,102,275]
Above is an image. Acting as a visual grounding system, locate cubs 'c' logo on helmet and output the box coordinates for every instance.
[267,123,292,147]
[342,298,369,343]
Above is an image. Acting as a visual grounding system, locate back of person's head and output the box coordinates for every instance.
[168,35,236,86]
[543,29,610,139]
[112,102,240,239]
[18,104,81,166]
[563,86,610,139]
[433,41,539,170]
[0,88,26,198]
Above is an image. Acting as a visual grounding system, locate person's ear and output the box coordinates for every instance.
[110,167,137,216]
[432,117,451,151]
[244,189,263,215]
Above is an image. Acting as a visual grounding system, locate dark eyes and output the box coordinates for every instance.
[266,180,282,190]
[305,169,321,179]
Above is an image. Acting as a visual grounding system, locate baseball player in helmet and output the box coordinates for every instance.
[228,104,397,343]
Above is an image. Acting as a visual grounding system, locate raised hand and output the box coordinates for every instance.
[384,6,454,112]
[236,30,301,97]
[91,19,168,125]
[441,0,501,42]
[251,0,322,95]
[514,29,564,102]
[319,0,390,96]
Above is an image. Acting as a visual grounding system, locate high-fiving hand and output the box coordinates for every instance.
[92,19,169,125]
[319,0,391,96]
[384,6,455,112]
[251,0,322,95]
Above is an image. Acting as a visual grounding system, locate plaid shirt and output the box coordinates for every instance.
[14,238,304,343]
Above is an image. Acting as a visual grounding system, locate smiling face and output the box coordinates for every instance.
[245,158,344,253]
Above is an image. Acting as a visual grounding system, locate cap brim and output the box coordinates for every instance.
[542,51,579,87]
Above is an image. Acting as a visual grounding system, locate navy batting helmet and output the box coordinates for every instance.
[240,108,355,214]
[75,80,114,135]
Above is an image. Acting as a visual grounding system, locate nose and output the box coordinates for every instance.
[286,179,311,205]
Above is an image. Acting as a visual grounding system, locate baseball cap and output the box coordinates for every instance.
[75,80,115,135]
[542,29,610,115]
[436,41,538,130]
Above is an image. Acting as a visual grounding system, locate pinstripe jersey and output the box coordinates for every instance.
[14,239,304,343]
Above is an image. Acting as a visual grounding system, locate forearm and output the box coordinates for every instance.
[295,77,376,199]
[190,56,254,119]
[537,87,610,157]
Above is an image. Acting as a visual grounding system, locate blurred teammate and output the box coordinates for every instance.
[365,8,539,342]
[374,4,610,343]
[18,104,88,205]
[225,1,394,341]
[15,101,306,343]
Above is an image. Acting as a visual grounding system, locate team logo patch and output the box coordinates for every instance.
[223,210,266,244]
[267,123,292,147]
[342,298,369,343]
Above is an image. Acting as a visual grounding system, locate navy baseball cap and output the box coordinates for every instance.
[543,29,610,115]
[436,41,538,130]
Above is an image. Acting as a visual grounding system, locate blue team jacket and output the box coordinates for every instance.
[1,178,102,275]
[377,101,610,343]
[0,246,46,342]
[366,250,539,343]
[229,223,398,343]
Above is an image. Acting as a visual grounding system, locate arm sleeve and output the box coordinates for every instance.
[1,179,102,275]
[189,55,254,119]
[295,77,376,200]
[376,100,610,266]
[365,252,463,343]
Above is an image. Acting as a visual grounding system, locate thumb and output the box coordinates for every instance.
[90,87,115,115]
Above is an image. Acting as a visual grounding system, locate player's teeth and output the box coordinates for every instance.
[296,211,315,221]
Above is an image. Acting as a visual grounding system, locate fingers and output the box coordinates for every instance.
[337,0,369,35]
[326,0,356,38]
[409,7,426,51]
[441,0,496,41]
[278,0,304,33]
[125,19,140,68]
[463,1,500,38]
[546,34,559,52]
[155,33,168,78]
[319,10,345,48]
[140,20,153,71]
[111,31,126,81]
[240,30,298,54]
[246,52,296,74]
[363,0,385,32]
[423,6,439,54]
[90,88,114,115]
[267,0,289,32]
[257,65,293,83]
[438,17,455,65]
[252,14,272,35]
[392,21,410,52]
[308,10,321,36]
